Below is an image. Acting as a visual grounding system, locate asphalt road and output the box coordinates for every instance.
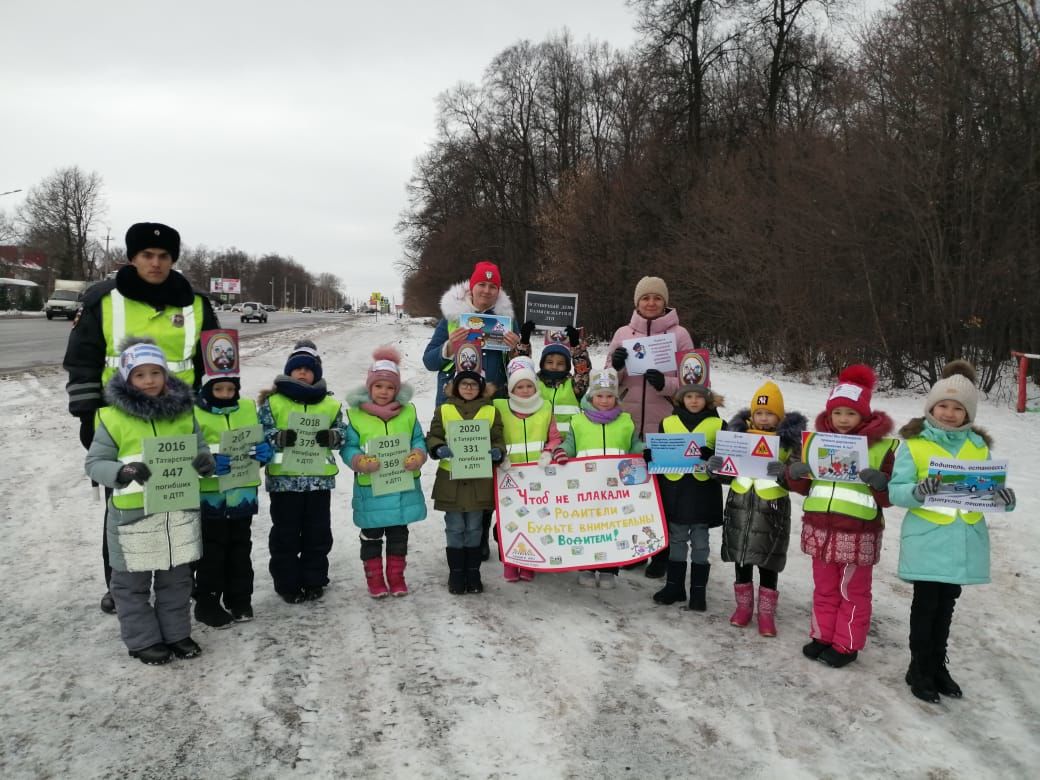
[0,311,355,375]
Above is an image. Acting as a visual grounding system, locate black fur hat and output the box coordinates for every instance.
[125,222,180,261]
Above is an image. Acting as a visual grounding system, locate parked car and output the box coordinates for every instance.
[240,302,267,323]
[262,304,277,311]
[45,280,88,320]
[231,304,244,312]
[301,306,313,313]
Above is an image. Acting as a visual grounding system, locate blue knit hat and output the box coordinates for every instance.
[539,342,572,372]
[284,340,322,381]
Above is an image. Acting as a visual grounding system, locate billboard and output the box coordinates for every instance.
[209,277,242,295]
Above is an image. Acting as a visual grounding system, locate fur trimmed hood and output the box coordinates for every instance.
[814,409,894,445]
[899,416,993,448]
[346,382,415,409]
[103,372,195,421]
[729,408,808,452]
[439,280,515,322]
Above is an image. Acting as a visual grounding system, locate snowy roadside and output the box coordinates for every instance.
[1,314,1038,779]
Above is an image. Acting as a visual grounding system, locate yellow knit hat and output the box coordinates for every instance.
[750,381,785,420]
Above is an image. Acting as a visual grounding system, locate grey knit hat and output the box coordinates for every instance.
[925,360,978,423]
[633,276,669,308]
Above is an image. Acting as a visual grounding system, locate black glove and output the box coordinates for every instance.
[912,476,942,502]
[788,462,813,481]
[192,452,217,477]
[519,320,536,345]
[117,462,151,486]
[644,369,665,391]
[78,414,96,450]
[859,468,889,492]
[705,455,725,474]
[994,487,1016,510]
[275,429,297,448]
[611,347,628,371]
[315,429,344,448]
[642,449,653,464]
[565,325,580,347]
[766,460,784,477]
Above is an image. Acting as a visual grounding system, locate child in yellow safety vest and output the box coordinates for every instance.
[562,367,644,589]
[889,360,1016,704]
[707,381,806,637]
[426,356,506,595]
[530,327,591,438]
[192,329,274,628]
[493,356,569,583]
[85,338,216,666]
[784,365,897,668]
[258,340,345,605]
[642,382,726,611]
[341,346,428,598]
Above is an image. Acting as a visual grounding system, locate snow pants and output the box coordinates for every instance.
[810,559,873,653]
[110,564,193,652]
[268,490,333,596]
[196,510,254,610]
[668,522,710,564]
[359,524,409,560]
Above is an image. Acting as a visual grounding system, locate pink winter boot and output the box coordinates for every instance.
[386,555,409,596]
[363,557,389,598]
[730,582,754,627]
[757,586,779,637]
[518,568,536,582]
[503,564,520,582]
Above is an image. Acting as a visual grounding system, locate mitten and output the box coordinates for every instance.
[117,462,151,486]
[519,320,536,345]
[912,476,942,502]
[538,451,553,470]
[433,444,453,460]
[765,460,784,477]
[489,447,504,464]
[859,468,889,492]
[644,369,665,391]
[551,448,569,465]
[214,454,233,476]
[192,452,217,477]
[993,488,1016,510]
[642,448,653,464]
[274,429,297,448]
[353,455,380,474]
[788,462,813,481]
[249,441,274,464]
[403,450,426,470]
[565,325,581,347]
[610,347,628,371]
[315,429,344,449]
[705,455,725,474]
[78,414,95,450]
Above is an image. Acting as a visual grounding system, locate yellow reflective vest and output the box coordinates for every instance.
[266,393,341,477]
[348,404,421,486]
[660,414,723,482]
[538,379,581,434]
[802,439,898,521]
[493,400,552,464]
[101,290,204,385]
[905,437,988,525]
[194,399,260,492]
[570,413,635,457]
[96,406,196,510]
[437,404,497,472]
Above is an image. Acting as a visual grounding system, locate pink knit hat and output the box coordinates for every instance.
[366,346,402,393]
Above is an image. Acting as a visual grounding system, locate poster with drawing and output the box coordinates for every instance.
[644,433,708,475]
[676,348,711,388]
[801,431,869,483]
[924,458,1009,511]
[712,431,780,478]
[494,456,667,572]
[621,333,677,376]
[457,313,513,351]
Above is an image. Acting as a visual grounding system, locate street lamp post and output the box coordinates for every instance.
[269,278,274,307]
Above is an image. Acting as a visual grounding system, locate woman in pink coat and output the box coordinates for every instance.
[606,276,695,576]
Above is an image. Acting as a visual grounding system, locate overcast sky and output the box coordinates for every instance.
[1,0,887,304]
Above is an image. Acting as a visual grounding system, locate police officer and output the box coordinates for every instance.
[64,222,220,613]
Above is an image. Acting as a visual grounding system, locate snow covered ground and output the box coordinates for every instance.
[1,314,1038,779]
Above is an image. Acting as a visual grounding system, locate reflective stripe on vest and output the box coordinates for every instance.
[660,414,723,482]
[348,404,419,485]
[97,406,196,509]
[802,438,897,520]
[905,436,988,525]
[570,413,635,459]
[194,399,260,492]
[102,290,203,384]
[437,404,497,472]
[266,394,341,476]
[493,400,552,464]
[730,476,788,500]
[539,379,580,434]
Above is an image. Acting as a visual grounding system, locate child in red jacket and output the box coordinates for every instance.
[784,365,897,668]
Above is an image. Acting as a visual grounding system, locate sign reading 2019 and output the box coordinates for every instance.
[494,455,667,572]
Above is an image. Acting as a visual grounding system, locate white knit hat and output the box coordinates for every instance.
[633,276,669,307]
[506,356,538,394]
[588,367,620,398]
[924,360,978,424]
[118,338,168,381]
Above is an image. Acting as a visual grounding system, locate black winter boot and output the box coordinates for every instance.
[167,637,202,659]
[463,546,484,594]
[446,547,467,595]
[933,653,963,698]
[905,650,939,703]
[645,550,669,579]
[653,561,687,604]
[129,643,173,665]
[194,593,234,628]
[688,562,710,611]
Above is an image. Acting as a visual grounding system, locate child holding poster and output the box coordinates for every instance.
[783,365,897,668]
[493,356,569,583]
[192,329,274,627]
[888,360,1016,704]
[707,381,806,636]
[258,340,345,604]
[426,357,506,594]
[85,338,216,665]
[340,346,428,598]
[530,326,590,436]
[562,368,645,588]
[643,382,726,611]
